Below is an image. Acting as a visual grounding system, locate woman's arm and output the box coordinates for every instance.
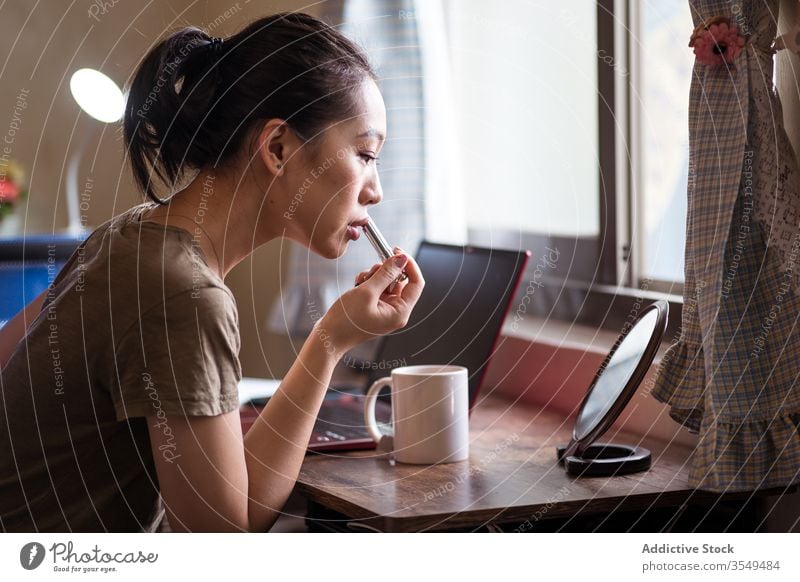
[146,253,423,532]
[146,326,337,532]
[0,289,47,369]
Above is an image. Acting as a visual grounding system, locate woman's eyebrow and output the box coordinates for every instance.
[356,128,385,142]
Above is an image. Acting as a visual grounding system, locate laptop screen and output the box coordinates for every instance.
[368,241,530,409]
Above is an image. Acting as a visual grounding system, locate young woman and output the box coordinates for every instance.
[0,12,424,532]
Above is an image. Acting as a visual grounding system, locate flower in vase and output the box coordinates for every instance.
[0,160,28,221]
[0,178,20,205]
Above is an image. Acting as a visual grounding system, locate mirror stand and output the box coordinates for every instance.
[556,442,651,477]
[552,300,669,479]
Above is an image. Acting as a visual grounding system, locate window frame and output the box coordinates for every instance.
[466,0,684,336]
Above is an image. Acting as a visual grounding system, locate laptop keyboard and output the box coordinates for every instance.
[239,386,392,445]
[313,394,391,442]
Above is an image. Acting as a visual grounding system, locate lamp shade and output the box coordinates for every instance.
[69,68,124,123]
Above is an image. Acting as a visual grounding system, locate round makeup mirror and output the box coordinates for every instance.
[557,300,668,477]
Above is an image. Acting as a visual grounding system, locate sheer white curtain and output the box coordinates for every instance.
[415,0,467,244]
[267,0,465,343]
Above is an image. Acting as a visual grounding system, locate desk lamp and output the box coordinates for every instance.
[66,68,124,234]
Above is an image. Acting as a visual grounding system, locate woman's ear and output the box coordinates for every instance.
[256,119,294,176]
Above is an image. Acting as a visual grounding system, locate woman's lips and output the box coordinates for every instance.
[346,225,360,240]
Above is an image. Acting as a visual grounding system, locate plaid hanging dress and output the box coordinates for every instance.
[652,0,800,492]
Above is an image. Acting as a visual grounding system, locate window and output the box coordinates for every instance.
[444,0,688,330]
[449,0,599,238]
[636,0,693,288]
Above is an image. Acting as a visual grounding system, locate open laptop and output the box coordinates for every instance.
[240,241,530,452]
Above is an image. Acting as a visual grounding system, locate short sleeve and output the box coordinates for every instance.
[112,286,242,422]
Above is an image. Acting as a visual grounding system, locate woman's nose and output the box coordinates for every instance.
[360,179,383,206]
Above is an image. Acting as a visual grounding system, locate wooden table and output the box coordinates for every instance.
[294,394,776,532]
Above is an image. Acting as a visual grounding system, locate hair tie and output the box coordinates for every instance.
[208,36,224,56]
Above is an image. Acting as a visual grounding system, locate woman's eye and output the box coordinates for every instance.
[359,153,380,166]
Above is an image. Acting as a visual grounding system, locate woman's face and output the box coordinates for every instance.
[282,79,387,259]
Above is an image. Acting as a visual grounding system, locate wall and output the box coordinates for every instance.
[0,1,318,378]
[484,323,699,450]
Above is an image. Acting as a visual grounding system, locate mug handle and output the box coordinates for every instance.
[363,377,392,443]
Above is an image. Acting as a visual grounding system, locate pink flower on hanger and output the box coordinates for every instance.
[689,16,746,67]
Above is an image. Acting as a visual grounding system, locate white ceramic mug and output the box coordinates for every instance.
[363,365,469,464]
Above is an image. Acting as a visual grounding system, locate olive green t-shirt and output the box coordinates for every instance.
[0,202,242,532]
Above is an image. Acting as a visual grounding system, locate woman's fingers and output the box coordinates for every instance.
[355,249,408,288]
[359,254,409,298]
[396,253,424,306]
[384,278,406,297]
[376,248,422,306]
[354,263,382,286]
[330,252,425,345]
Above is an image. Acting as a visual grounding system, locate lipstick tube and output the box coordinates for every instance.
[362,217,408,283]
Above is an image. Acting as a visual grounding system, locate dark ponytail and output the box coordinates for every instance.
[122,12,376,204]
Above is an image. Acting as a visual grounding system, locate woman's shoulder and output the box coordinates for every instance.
[104,202,224,294]
[51,202,233,321]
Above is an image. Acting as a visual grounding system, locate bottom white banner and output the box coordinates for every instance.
[0,533,797,581]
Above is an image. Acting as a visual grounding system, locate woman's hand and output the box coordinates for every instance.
[317,250,424,356]
[354,263,381,287]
